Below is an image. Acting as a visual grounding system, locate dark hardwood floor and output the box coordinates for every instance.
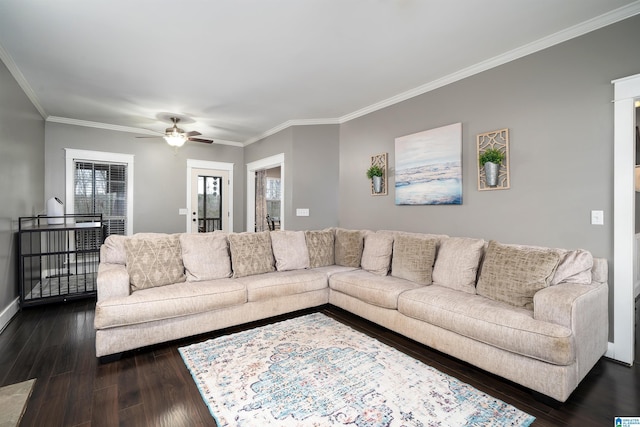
[1,298,638,426]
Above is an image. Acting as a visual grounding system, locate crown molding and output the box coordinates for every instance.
[46,116,244,147]
[338,1,640,124]
[46,116,158,135]
[243,118,341,146]
[0,41,47,118]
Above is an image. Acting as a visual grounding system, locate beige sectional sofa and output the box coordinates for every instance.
[94,228,608,402]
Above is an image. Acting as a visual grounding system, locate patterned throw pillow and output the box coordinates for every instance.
[476,240,561,310]
[125,235,186,291]
[179,232,232,281]
[305,230,335,268]
[334,229,364,268]
[228,231,275,278]
[432,237,485,294]
[270,230,310,271]
[360,233,393,276]
[391,235,437,285]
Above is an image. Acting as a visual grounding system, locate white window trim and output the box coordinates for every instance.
[186,159,234,232]
[65,148,135,236]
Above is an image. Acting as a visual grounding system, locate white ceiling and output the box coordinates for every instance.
[0,1,639,146]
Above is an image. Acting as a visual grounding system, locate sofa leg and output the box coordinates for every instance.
[98,353,123,364]
[531,391,563,409]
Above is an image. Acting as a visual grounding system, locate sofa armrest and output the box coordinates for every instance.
[534,280,608,379]
[97,263,130,302]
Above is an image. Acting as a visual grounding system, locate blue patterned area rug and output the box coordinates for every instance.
[179,313,535,427]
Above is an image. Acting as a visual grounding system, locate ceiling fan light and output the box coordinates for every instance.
[164,134,187,147]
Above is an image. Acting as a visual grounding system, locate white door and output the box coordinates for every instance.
[190,168,230,233]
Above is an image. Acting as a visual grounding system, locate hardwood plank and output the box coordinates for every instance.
[1,299,638,427]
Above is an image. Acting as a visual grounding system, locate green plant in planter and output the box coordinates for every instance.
[366,165,384,179]
[479,148,505,166]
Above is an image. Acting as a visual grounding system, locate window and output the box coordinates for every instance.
[74,161,127,237]
[266,177,281,220]
[65,149,134,236]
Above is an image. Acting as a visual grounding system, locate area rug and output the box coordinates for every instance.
[0,378,35,427]
[179,313,535,427]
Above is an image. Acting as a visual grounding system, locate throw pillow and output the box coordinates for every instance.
[360,233,393,276]
[179,232,232,281]
[551,249,593,285]
[228,231,275,278]
[432,237,485,294]
[270,230,310,271]
[334,229,364,267]
[390,234,437,285]
[305,229,335,268]
[125,235,186,291]
[476,240,561,310]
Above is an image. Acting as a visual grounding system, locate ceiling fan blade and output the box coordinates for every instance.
[188,137,213,144]
[185,130,202,137]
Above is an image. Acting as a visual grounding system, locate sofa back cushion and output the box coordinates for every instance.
[305,229,335,268]
[476,240,560,310]
[228,231,275,278]
[270,230,310,271]
[334,229,365,267]
[125,235,186,291]
[179,232,232,281]
[360,233,394,276]
[432,237,485,294]
[391,235,437,285]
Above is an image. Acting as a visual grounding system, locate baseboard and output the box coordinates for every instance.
[0,298,20,334]
[605,341,615,360]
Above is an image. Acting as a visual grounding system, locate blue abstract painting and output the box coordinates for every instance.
[395,123,462,205]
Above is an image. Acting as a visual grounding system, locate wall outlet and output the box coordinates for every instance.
[296,208,310,217]
[591,210,604,225]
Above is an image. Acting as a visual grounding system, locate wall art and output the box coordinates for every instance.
[395,123,462,205]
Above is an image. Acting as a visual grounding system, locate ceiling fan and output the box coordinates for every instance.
[137,117,213,147]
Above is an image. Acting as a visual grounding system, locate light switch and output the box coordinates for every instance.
[179,208,188,215]
[591,210,604,225]
[296,208,310,217]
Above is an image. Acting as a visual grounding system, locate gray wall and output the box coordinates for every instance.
[338,15,640,339]
[45,122,245,233]
[245,124,340,231]
[0,60,45,316]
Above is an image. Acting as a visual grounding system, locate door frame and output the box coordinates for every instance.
[186,159,234,232]
[611,72,640,365]
[246,153,285,232]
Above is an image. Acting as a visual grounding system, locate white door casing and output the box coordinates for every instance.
[186,159,233,233]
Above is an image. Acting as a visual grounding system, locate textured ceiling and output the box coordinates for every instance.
[0,0,638,145]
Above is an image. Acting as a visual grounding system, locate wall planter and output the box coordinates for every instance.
[368,153,388,196]
[477,129,510,191]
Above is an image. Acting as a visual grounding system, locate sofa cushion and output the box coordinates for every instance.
[305,229,335,268]
[432,237,484,294]
[180,232,232,282]
[334,229,364,267]
[476,240,561,310]
[552,249,593,285]
[330,270,422,309]
[228,231,275,278]
[391,234,437,285]
[103,232,169,265]
[95,279,246,329]
[398,285,574,365]
[270,230,310,271]
[236,269,328,302]
[360,233,393,276]
[125,235,186,291]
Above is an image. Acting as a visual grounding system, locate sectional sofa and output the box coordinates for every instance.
[94,228,608,402]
